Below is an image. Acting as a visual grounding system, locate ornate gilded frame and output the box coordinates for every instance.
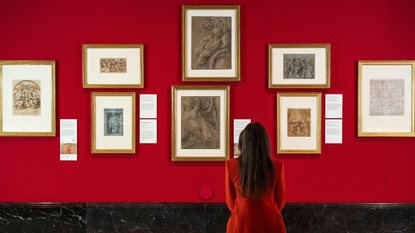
[182,5,240,82]
[269,44,330,88]
[277,92,321,154]
[83,44,144,88]
[0,60,56,137]
[171,85,230,161]
[91,92,136,154]
[358,60,415,137]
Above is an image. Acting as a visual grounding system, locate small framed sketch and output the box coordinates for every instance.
[277,92,321,154]
[83,44,144,88]
[91,92,136,153]
[269,44,330,88]
[172,85,230,161]
[358,61,415,137]
[182,5,240,82]
[0,60,56,137]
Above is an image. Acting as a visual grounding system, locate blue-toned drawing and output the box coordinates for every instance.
[104,108,123,136]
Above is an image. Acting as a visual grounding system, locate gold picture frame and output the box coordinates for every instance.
[172,85,230,161]
[277,92,321,154]
[269,44,330,88]
[358,60,415,137]
[182,5,240,82]
[83,44,144,88]
[0,60,56,137]
[91,92,136,154]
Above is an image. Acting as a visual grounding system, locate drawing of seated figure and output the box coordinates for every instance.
[181,97,220,149]
[193,17,231,69]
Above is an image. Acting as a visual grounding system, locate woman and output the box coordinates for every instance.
[225,122,286,233]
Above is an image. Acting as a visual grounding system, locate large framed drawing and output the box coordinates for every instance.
[0,60,56,137]
[172,85,230,161]
[182,5,240,82]
[91,92,136,153]
[83,44,144,88]
[358,61,415,137]
[269,44,330,88]
[277,92,321,154]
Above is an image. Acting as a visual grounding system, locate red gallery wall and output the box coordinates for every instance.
[1,0,415,203]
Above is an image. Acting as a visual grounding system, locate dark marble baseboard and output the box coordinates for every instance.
[1,203,415,233]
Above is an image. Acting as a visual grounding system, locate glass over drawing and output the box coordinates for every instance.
[181,96,220,149]
[283,54,315,79]
[100,58,127,73]
[12,80,41,116]
[191,17,232,70]
[104,108,123,136]
[287,109,311,137]
[370,79,404,116]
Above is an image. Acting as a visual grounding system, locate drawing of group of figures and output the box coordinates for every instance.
[181,96,220,149]
[283,54,315,79]
[12,80,41,116]
[192,17,232,70]
[100,58,127,73]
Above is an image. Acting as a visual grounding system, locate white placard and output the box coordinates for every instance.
[325,119,342,144]
[234,119,251,143]
[140,120,157,144]
[60,119,77,161]
[140,94,157,118]
[233,119,251,158]
[325,94,343,118]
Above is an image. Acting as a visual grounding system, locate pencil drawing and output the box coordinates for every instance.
[191,17,232,70]
[283,54,315,79]
[12,80,41,116]
[287,109,311,137]
[104,108,123,136]
[370,79,404,116]
[100,58,127,73]
[181,96,220,149]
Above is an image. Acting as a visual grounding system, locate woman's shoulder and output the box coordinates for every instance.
[226,158,240,181]
[226,158,239,170]
[271,158,284,171]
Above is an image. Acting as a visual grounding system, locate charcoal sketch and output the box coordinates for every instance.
[100,58,127,73]
[370,79,404,116]
[287,109,311,137]
[104,108,123,136]
[181,96,220,149]
[191,17,232,70]
[61,143,77,154]
[12,80,41,116]
[283,54,315,79]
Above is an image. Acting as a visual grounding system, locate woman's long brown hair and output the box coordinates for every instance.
[238,122,275,199]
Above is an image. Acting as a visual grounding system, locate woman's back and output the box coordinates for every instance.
[225,157,286,233]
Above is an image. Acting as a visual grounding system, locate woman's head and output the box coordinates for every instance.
[238,122,275,199]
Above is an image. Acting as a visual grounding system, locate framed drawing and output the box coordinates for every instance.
[0,60,56,137]
[172,85,230,161]
[277,92,321,154]
[182,5,240,82]
[358,60,415,137]
[269,44,330,88]
[83,44,144,88]
[91,92,136,153]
